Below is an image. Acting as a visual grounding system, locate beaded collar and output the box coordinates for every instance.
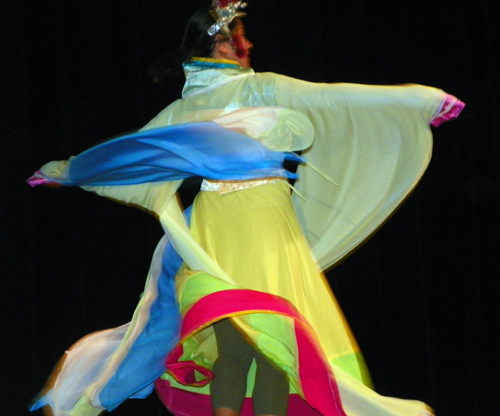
[184,57,242,69]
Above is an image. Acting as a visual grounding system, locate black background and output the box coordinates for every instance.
[1,0,498,415]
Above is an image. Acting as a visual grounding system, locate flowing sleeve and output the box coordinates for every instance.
[274,76,464,270]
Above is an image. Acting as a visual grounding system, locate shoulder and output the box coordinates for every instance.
[239,72,283,104]
[252,71,283,85]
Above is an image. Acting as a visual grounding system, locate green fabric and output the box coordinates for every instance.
[333,351,374,389]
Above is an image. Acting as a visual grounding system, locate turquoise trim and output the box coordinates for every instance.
[184,59,241,69]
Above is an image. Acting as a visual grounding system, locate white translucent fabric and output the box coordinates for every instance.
[37,325,129,416]
[212,106,314,151]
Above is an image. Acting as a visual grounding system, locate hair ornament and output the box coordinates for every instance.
[208,0,247,38]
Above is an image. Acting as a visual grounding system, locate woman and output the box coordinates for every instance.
[28,2,464,416]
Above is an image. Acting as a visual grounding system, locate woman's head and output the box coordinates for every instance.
[148,6,253,82]
[180,8,253,67]
[212,18,253,68]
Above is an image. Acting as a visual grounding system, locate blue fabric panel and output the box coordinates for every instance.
[99,207,193,410]
[61,122,300,186]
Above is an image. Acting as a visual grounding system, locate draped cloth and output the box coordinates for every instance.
[28,61,464,416]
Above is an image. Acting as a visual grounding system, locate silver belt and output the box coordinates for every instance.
[200,177,285,194]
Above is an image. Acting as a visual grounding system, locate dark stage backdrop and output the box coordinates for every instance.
[1,0,498,415]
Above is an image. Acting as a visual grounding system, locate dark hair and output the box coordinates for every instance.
[179,7,220,62]
[148,7,236,82]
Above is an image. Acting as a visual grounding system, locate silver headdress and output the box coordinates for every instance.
[208,0,248,38]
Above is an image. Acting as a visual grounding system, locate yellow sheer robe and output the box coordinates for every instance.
[37,62,449,416]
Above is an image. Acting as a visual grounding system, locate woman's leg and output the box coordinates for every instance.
[211,319,254,415]
[211,319,289,416]
[252,350,289,416]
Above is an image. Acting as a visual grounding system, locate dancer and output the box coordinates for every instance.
[28,1,464,416]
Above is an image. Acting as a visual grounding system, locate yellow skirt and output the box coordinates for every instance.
[163,181,433,416]
[170,181,370,395]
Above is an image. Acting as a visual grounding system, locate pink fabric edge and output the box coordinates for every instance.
[155,382,323,416]
[27,171,61,187]
[430,94,465,127]
[27,171,49,187]
[155,289,347,416]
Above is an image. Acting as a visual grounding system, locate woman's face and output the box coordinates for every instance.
[230,20,253,68]
[213,20,253,68]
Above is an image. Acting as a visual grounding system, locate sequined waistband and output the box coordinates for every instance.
[200,177,286,194]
